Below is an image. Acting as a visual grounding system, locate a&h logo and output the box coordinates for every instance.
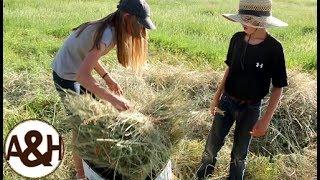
[4,119,64,178]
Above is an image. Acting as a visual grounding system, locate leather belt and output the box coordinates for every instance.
[225,93,261,105]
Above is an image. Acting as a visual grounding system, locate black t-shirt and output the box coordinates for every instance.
[224,31,288,100]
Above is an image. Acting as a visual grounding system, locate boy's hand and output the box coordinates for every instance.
[211,107,225,117]
[250,116,271,137]
[210,100,218,116]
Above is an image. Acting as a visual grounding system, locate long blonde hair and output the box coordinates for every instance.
[73,10,148,71]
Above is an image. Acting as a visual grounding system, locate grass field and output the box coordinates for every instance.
[3,0,317,179]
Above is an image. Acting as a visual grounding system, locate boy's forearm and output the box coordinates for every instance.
[262,87,283,123]
[213,67,229,102]
[213,83,224,101]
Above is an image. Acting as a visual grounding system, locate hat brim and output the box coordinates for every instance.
[222,13,288,28]
[137,16,156,30]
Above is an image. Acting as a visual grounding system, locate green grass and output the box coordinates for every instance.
[149,0,317,71]
[4,0,317,72]
[3,0,317,179]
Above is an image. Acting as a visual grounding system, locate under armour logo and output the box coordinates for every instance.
[256,62,263,68]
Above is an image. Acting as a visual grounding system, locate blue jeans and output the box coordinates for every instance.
[196,93,261,180]
[52,71,97,115]
[52,71,95,99]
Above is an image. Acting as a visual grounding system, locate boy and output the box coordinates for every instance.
[196,0,288,179]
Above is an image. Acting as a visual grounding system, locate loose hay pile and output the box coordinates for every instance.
[68,102,171,179]
[59,63,316,180]
[64,67,191,179]
[250,71,317,156]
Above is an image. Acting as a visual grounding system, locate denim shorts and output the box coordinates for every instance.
[52,71,96,98]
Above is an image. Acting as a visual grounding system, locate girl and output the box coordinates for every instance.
[51,0,155,179]
[196,0,288,179]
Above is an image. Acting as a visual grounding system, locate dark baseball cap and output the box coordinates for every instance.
[117,0,156,30]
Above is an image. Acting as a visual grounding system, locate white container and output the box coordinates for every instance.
[82,160,104,180]
[83,160,173,180]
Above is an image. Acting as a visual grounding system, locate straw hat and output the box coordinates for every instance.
[222,0,288,28]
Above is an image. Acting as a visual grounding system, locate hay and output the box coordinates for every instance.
[250,71,317,156]
[64,66,191,179]
[143,63,222,109]
[60,63,316,179]
[184,110,212,140]
[171,139,205,180]
[246,146,317,180]
[275,146,317,179]
[66,96,183,179]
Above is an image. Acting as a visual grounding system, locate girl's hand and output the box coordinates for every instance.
[108,81,123,95]
[105,77,123,95]
[110,95,131,111]
[250,116,271,137]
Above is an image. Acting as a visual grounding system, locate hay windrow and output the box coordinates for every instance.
[250,71,317,156]
[56,63,316,179]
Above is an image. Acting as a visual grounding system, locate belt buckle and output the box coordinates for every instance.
[239,100,246,105]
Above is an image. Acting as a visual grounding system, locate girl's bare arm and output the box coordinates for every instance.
[76,43,129,111]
